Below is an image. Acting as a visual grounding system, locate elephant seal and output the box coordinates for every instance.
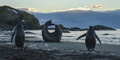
[42,20,62,42]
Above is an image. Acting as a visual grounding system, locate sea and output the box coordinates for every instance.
[25,29,120,45]
[0,29,120,45]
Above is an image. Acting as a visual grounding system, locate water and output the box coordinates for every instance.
[0,29,120,45]
[25,29,120,45]
[61,29,120,45]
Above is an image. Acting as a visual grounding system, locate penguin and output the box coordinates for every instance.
[11,20,25,49]
[77,26,101,51]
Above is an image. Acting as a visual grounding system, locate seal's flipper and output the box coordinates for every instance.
[95,33,101,44]
[77,33,87,40]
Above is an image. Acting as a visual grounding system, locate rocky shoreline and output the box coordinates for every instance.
[0,45,120,60]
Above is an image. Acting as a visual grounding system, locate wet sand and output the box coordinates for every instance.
[0,30,119,60]
[0,37,120,60]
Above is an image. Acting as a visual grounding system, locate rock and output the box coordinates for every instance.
[62,29,70,33]
[93,25,116,30]
[103,33,110,35]
[0,5,40,30]
[25,31,36,34]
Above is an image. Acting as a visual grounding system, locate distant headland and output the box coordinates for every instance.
[0,5,116,31]
[40,24,116,31]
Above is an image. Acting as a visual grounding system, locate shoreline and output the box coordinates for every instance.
[0,39,120,60]
[25,41,120,54]
[0,30,120,60]
[1,37,120,54]
[0,42,120,60]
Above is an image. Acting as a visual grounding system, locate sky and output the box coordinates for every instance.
[0,0,120,13]
[0,0,120,28]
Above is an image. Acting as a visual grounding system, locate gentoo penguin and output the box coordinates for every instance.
[77,26,101,51]
[42,20,62,42]
[11,20,25,49]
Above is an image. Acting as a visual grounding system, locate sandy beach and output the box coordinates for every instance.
[0,35,120,60]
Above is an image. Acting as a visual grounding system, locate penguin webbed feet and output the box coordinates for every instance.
[11,40,12,42]
[87,48,95,51]
[99,42,102,45]
[14,47,24,50]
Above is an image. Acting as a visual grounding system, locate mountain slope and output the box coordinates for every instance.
[31,10,120,28]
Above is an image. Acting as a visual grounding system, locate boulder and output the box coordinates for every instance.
[93,25,115,30]
[0,5,40,30]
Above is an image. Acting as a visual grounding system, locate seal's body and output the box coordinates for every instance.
[42,20,62,42]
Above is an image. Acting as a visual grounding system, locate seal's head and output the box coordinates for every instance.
[45,20,55,26]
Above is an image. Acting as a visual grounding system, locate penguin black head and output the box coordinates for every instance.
[89,26,94,31]
[45,20,55,26]
[19,20,26,25]
[89,26,93,29]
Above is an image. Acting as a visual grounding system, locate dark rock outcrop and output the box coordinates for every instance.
[0,5,40,30]
[93,25,116,30]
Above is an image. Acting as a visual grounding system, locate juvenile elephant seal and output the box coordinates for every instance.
[42,20,62,42]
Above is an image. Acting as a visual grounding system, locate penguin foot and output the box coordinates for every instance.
[21,48,25,50]
[18,47,24,50]
[14,47,24,50]
[87,48,95,51]
[14,48,18,50]
[87,48,90,51]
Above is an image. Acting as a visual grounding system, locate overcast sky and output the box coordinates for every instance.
[0,0,120,13]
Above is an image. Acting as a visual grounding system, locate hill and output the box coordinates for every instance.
[31,10,120,29]
[0,5,40,30]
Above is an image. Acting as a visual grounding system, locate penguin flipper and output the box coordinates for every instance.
[11,30,15,42]
[77,33,87,40]
[95,33,101,44]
